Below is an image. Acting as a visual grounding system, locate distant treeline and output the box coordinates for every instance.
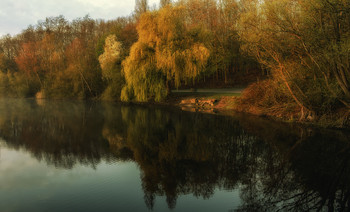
[0,0,349,124]
[0,0,257,101]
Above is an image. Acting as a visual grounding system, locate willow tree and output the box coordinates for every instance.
[121,11,164,102]
[155,6,210,89]
[122,6,210,102]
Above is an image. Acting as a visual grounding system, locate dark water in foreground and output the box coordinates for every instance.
[0,99,349,212]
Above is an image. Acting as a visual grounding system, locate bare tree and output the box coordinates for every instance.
[160,0,171,8]
[135,0,149,19]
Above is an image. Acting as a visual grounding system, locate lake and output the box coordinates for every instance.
[0,99,349,211]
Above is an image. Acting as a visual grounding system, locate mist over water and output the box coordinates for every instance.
[0,99,349,211]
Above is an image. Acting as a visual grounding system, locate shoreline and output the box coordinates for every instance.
[28,93,350,130]
[137,94,350,130]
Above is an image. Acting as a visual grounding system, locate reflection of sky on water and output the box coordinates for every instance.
[0,140,240,212]
[0,141,143,211]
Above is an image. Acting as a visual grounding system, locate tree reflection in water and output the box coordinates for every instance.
[0,99,349,211]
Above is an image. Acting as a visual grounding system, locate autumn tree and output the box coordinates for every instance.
[122,6,210,102]
[15,42,41,85]
[0,34,19,73]
[238,0,350,120]
[38,33,65,77]
[155,6,210,89]
[96,17,138,58]
[99,35,124,100]
[59,38,100,98]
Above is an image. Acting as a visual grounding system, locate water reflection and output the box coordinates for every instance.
[0,99,349,211]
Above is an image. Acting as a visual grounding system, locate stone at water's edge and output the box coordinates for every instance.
[180,98,197,106]
[180,98,217,109]
[179,96,238,112]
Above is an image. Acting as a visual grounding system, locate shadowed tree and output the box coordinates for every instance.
[238,0,350,121]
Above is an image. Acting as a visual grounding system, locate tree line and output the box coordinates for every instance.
[0,0,257,100]
[0,0,349,122]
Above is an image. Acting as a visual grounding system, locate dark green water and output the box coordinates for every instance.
[0,99,349,212]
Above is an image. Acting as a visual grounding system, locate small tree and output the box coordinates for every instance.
[99,35,124,100]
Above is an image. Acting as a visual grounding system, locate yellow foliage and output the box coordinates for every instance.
[98,35,122,80]
[122,5,210,102]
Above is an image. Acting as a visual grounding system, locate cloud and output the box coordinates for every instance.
[0,0,159,36]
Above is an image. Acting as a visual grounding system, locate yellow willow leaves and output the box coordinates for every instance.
[122,42,163,102]
[122,5,210,102]
[156,6,184,41]
[156,43,210,87]
[137,12,158,45]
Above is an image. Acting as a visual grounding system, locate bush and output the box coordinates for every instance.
[0,72,38,97]
[238,79,298,117]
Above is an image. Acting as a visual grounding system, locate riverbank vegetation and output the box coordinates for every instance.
[236,0,350,127]
[0,0,349,126]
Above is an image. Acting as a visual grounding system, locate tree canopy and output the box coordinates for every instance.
[122,5,210,102]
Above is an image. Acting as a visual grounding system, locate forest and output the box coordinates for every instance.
[0,0,349,125]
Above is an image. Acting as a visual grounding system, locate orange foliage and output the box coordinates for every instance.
[38,34,59,73]
[65,38,84,70]
[15,42,40,76]
[238,80,298,118]
[184,0,218,30]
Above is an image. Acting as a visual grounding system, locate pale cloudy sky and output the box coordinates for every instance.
[0,0,159,36]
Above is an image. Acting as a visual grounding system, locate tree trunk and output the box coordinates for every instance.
[277,66,313,120]
[166,79,171,95]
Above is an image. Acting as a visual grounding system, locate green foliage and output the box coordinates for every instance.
[0,72,10,96]
[44,69,84,99]
[101,81,123,101]
[0,72,38,97]
[95,37,106,58]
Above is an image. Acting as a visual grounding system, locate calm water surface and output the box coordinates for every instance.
[0,99,349,212]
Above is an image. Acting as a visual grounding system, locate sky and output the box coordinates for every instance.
[0,0,159,36]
